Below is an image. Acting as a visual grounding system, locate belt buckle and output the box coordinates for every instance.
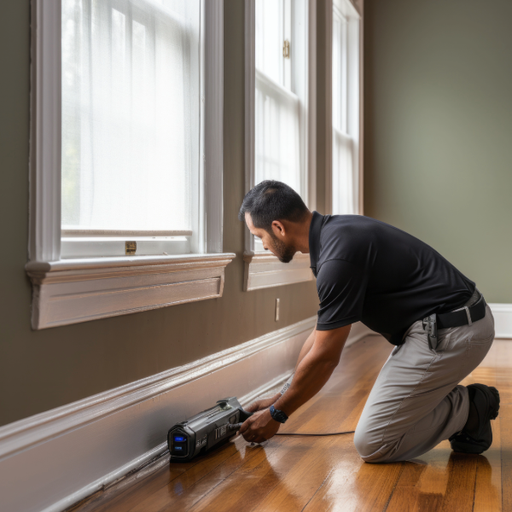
[422,314,438,351]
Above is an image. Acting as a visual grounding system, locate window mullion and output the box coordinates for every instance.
[283,0,291,89]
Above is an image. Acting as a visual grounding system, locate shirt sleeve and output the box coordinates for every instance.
[315,259,367,330]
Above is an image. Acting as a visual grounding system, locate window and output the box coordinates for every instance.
[61,0,201,257]
[26,0,234,329]
[244,0,316,290]
[255,0,300,193]
[331,0,362,215]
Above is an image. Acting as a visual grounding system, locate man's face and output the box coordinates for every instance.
[245,213,296,263]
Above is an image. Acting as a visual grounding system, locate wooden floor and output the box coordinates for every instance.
[71,337,512,512]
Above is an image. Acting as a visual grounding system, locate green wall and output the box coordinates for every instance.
[5,0,508,429]
[364,0,512,303]
[0,1,319,427]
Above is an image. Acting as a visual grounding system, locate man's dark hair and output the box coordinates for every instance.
[238,180,309,232]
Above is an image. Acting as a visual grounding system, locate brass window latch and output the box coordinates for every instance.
[283,39,290,59]
[125,241,137,255]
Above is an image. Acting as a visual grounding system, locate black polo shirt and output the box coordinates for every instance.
[309,212,475,345]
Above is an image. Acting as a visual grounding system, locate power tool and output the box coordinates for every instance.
[168,397,253,462]
[167,396,356,463]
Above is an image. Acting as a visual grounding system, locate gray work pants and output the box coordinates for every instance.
[354,296,495,463]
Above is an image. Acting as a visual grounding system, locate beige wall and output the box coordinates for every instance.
[364,0,512,303]
[0,1,320,427]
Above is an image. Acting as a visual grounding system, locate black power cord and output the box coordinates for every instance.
[228,423,355,437]
[276,430,355,436]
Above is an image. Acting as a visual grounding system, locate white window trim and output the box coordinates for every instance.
[27,0,234,330]
[244,0,317,292]
[324,0,364,215]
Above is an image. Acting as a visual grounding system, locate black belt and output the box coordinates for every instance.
[436,294,487,329]
[422,293,487,350]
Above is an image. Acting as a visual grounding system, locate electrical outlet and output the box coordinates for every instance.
[275,298,280,321]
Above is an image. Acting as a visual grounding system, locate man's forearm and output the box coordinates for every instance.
[295,327,316,369]
[274,357,336,416]
[278,328,316,398]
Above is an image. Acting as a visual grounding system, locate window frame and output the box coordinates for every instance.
[244,0,317,291]
[324,0,364,215]
[26,0,234,330]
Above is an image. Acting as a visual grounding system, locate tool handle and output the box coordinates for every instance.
[238,407,253,422]
[227,407,253,431]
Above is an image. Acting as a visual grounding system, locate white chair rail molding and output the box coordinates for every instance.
[27,0,234,329]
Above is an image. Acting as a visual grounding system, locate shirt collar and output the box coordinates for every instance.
[308,211,324,273]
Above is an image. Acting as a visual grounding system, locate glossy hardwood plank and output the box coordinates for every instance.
[248,437,356,512]
[71,337,511,512]
[188,436,323,512]
[385,444,479,512]
[301,451,403,512]
[128,438,266,512]
[91,437,248,512]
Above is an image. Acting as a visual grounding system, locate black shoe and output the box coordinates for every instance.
[449,383,500,455]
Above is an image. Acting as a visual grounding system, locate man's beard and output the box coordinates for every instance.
[269,232,295,263]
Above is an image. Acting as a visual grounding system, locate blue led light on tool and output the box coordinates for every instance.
[174,436,186,442]
[174,446,183,451]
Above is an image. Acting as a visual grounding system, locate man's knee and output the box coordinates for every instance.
[354,426,396,463]
[354,426,380,459]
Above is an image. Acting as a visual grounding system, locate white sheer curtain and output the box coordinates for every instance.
[332,130,354,214]
[61,0,200,233]
[333,13,347,135]
[255,0,283,85]
[254,0,301,195]
[255,72,301,194]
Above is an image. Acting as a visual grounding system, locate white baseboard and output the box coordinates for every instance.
[0,317,372,512]
[489,303,512,339]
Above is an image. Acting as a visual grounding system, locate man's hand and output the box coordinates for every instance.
[239,409,280,444]
[245,393,281,413]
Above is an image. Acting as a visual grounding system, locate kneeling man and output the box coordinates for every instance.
[239,180,499,462]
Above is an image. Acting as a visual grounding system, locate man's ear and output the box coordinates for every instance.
[271,220,286,237]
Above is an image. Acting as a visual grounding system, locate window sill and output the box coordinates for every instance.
[25,253,236,330]
[243,252,314,291]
